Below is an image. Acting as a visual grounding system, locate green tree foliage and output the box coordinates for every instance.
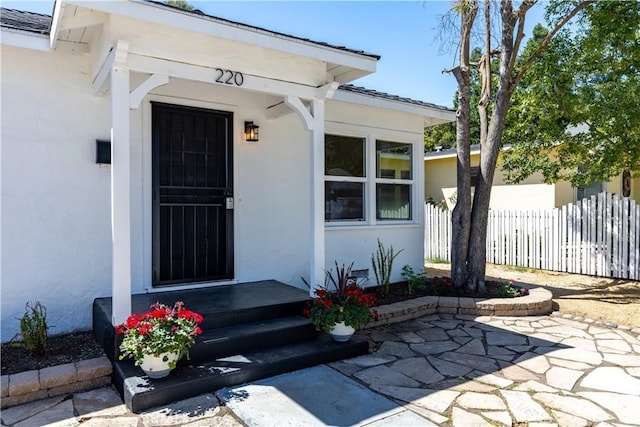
[424,122,456,152]
[501,2,640,186]
[165,0,195,11]
[429,4,639,189]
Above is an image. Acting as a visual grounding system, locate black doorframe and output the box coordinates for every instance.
[151,102,234,286]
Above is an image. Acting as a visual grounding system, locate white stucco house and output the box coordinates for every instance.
[0,1,454,341]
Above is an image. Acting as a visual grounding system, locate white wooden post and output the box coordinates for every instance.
[110,53,132,325]
[309,99,325,295]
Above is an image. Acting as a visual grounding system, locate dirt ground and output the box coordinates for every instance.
[425,262,640,329]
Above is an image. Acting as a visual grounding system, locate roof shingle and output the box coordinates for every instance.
[339,84,453,112]
[0,8,50,34]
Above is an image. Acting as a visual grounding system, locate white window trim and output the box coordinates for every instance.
[324,125,421,227]
[373,139,414,223]
[324,133,368,225]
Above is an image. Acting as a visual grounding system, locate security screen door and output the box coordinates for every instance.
[152,103,233,286]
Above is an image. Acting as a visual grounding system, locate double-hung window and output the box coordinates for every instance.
[376,140,412,221]
[324,134,414,223]
[325,134,366,222]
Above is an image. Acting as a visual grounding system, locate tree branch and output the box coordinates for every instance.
[508,0,536,72]
[513,0,596,86]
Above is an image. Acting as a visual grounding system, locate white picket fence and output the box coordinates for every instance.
[425,192,640,280]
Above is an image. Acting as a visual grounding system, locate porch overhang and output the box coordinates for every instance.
[101,37,335,324]
[51,0,378,85]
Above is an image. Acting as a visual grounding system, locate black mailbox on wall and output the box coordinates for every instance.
[96,139,111,164]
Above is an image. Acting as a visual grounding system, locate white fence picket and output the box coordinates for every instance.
[424,192,640,280]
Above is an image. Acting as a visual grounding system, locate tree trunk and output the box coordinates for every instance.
[450,1,478,288]
[467,1,517,291]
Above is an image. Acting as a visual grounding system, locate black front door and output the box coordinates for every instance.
[152,103,233,286]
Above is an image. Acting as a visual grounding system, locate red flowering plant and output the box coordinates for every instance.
[497,280,530,298]
[116,301,203,368]
[304,262,379,332]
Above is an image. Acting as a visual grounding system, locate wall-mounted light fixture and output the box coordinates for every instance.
[96,139,111,164]
[244,121,259,142]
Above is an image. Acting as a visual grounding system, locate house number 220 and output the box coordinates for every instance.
[215,68,244,86]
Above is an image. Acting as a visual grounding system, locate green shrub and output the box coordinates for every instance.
[401,265,426,294]
[371,239,403,297]
[19,301,49,356]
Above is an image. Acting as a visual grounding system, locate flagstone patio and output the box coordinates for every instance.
[2,313,639,426]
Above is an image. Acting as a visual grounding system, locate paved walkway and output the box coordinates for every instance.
[2,314,639,426]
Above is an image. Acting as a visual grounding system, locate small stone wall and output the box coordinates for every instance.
[365,286,553,328]
[0,357,112,408]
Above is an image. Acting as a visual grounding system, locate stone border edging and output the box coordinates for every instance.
[0,356,112,408]
[550,311,640,334]
[365,285,553,328]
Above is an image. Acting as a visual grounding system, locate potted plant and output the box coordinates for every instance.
[115,301,203,378]
[304,262,379,341]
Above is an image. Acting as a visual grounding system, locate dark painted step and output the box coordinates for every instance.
[116,333,369,413]
[93,281,310,362]
[187,316,317,363]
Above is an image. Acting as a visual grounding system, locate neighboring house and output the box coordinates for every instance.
[424,145,639,211]
[0,1,455,340]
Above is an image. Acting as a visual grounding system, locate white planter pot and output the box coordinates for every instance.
[329,321,355,342]
[140,352,180,379]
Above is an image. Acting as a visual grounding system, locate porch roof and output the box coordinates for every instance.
[143,0,380,60]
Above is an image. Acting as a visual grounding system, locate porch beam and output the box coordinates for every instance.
[130,74,169,109]
[93,40,129,95]
[266,101,290,120]
[110,43,132,326]
[267,83,338,121]
[49,0,64,50]
[284,96,314,131]
[317,82,339,100]
[126,53,319,100]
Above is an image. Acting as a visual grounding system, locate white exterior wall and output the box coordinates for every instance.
[1,45,112,341]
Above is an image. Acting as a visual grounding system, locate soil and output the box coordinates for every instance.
[3,265,637,376]
[1,332,105,376]
[368,277,524,306]
[426,262,640,329]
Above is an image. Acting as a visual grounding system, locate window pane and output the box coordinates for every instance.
[325,135,365,177]
[376,184,411,220]
[376,140,412,180]
[470,166,479,187]
[326,181,364,221]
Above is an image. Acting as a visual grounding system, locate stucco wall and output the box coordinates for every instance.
[1,45,112,341]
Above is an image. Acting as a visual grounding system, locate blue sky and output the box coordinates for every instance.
[2,1,545,108]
